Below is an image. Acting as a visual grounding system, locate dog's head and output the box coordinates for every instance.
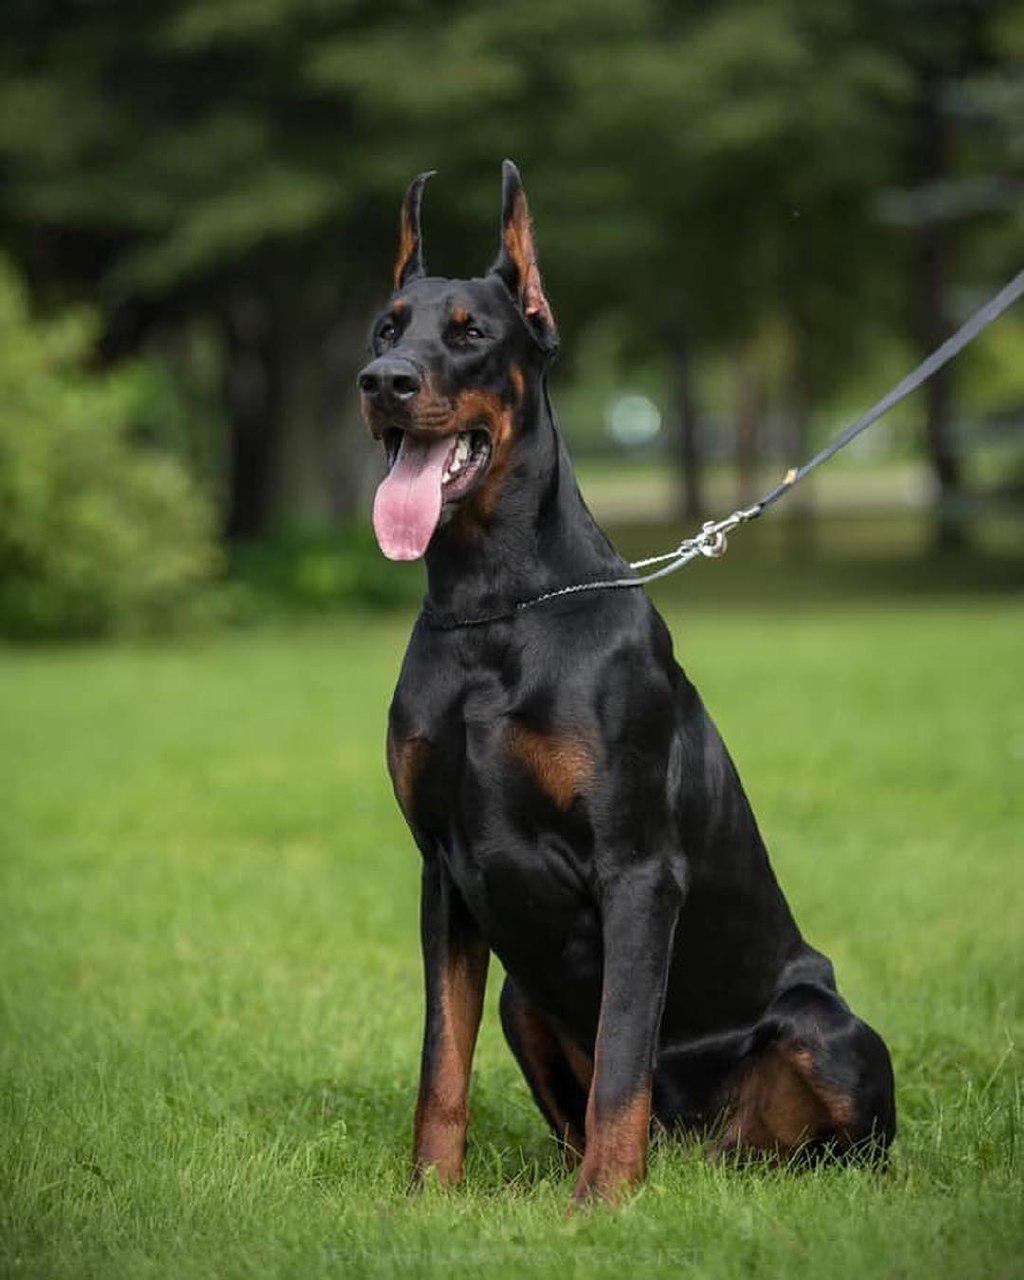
[359,161,557,561]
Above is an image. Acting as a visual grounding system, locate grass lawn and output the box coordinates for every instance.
[1,595,1022,1279]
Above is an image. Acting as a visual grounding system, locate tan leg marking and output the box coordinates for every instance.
[573,1086,651,1207]
[558,1034,594,1092]
[412,947,488,1186]
[719,1044,857,1155]
[508,999,588,1168]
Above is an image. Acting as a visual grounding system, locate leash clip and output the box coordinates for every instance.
[699,520,729,559]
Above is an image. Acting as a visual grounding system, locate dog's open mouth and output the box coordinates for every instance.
[373,427,492,560]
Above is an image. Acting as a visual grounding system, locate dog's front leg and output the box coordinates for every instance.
[411,856,489,1188]
[572,865,681,1208]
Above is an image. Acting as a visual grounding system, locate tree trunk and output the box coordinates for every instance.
[671,338,703,522]
[272,320,338,529]
[222,286,278,539]
[269,261,379,531]
[912,73,967,552]
[311,307,381,523]
[734,345,763,509]
[784,326,814,558]
[221,263,377,538]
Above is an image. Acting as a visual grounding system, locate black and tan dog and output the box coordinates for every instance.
[358,162,895,1208]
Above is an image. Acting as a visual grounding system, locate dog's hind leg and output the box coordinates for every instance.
[713,983,896,1164]
[499,978,591,1168]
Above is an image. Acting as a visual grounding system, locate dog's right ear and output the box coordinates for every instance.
[491,159,558,354]
[393,171,435,291]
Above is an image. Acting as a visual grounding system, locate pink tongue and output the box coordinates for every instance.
[372,434,452,560]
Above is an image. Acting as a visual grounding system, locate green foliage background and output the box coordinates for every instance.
[1,0,1021,580]
[0,259,219,637]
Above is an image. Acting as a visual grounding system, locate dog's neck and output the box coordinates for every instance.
[423,376,626,623]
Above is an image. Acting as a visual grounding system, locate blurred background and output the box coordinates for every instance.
[1,0,1022,637]
[2,12,1023,1270]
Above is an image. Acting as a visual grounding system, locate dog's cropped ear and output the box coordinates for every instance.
[491,160,557,352]
[393,170,435,291]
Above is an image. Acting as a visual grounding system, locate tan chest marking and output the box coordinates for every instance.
[506,725,595,811]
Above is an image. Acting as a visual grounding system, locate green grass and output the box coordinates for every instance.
[1,597,1022,1279]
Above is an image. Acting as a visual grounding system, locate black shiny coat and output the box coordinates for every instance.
[364,232,894,1204]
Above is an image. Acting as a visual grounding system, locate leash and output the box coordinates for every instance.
[423,267,1024,630]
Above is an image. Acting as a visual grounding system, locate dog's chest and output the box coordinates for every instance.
[390,661,594,828]
[388,656,599,936]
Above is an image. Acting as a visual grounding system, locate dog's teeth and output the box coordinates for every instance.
[442,433,475,486]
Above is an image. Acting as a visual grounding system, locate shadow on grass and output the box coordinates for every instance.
[240,1068,920,1203]
[242,1070,567,1194]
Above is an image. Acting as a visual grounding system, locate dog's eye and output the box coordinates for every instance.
[447,318,485,348]
[378,322,397,345]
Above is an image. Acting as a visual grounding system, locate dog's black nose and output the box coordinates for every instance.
[357,357,422,403]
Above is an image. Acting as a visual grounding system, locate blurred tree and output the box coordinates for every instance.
[0,0,1018,547]
[869,0,1023,549]
[560,0,906,523]
[0,0,392,534]
[0,257,218,637]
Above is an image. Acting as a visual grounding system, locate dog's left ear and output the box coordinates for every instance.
[491,160,558,353]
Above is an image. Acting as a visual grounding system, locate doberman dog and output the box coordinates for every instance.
[358,161,896,1208]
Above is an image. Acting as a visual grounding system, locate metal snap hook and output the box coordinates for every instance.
[699,521,728,558]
